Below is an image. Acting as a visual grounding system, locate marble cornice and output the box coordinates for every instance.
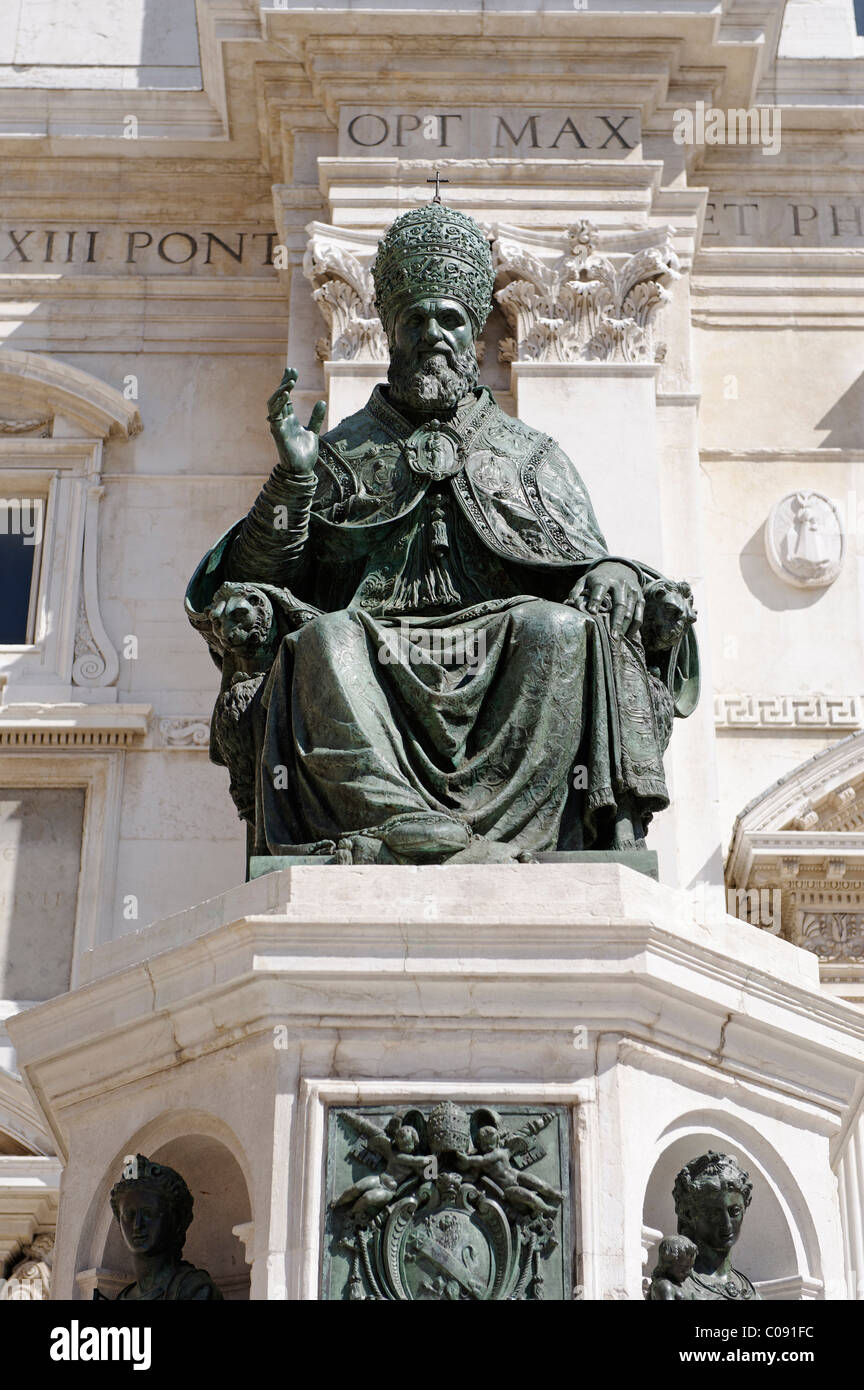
[16,864,864,1144]
[0,348,140,439]
[0,2,859,178]
[263,8,774,117]
[694,249,864,274]
[691,250,864,325]
[0,704,152,750]
[0,277,287,356]
[314,156,707,246]
[702,448,864,462]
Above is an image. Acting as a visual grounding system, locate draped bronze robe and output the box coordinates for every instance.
[187,386,698,856]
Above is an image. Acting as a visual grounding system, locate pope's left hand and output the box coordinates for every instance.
[566,560,644,638]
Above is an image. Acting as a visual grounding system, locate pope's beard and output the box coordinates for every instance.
[387,343,480,413]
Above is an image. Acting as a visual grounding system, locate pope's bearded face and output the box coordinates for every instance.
[387,296,480,412]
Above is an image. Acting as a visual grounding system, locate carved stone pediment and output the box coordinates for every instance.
[726,733,864,994]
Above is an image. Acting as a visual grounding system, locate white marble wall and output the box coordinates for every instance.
[8,865,860,1299]
[0,0,201,89]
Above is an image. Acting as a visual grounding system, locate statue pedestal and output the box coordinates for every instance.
[9,864,864,1300]
[249,849,660,878]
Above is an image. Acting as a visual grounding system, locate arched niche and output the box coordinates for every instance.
[641,1113,821,1298]
[79,1112,253,1301]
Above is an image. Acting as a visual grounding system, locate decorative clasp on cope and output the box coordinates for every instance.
[404,419,465,480]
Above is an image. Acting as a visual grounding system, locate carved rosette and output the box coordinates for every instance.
[303,223,388,364]
[493,220,680,365]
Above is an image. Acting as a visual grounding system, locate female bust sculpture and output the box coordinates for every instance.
[648,1150,760,1301]
[104,1154,223,1301]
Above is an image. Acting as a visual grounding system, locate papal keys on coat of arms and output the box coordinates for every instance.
[322,1102,571,1300]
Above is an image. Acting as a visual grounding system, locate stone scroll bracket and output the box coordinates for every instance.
[71,471,120,696]
[492,220,681,366]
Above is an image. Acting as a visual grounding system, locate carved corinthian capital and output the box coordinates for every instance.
[493,221,680,365]
[303,223,388,364]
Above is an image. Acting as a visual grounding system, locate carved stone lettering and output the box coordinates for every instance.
[0,226,279,274]
[338,106,641,159]
[702,198,864,246]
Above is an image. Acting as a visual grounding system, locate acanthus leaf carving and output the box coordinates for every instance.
[158,716,210,749]
[798,912,864,961]
[493,221,680,365]
[72,589,108,686]
[304,224,388,364]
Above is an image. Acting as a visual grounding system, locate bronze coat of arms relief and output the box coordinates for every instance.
[322,1102,572,1300]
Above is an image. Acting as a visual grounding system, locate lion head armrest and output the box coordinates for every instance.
[640,578,699,719]
[185,582,322,823]
[186,580,320,681]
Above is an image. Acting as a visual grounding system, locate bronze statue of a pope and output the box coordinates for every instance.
[187,201,698,866]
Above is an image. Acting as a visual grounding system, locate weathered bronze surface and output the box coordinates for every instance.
[323,1102,571,1300]
[101,1154,223,1301]
[187,201,699,865]
[647,1151,761,1301]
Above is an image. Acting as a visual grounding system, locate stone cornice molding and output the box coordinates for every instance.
[263,10,765,116]
[692,250,864,325]
[0,0,260,149]
[1,278,285,359]
[0,349,140,441]
[0,1156,62,1268]
[316,153,698,208]
[0,704,151,749]
[16,865,864,1164]
[703,448,864,463]
[695,249,864,274]
[1,5,862,187]
[493,220,680,364]
[0,1066,53,1157]
[311,159,707,263]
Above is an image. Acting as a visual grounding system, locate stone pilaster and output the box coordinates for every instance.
[302,222,388,426]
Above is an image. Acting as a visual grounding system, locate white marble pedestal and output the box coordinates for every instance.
[9,864,864,1300]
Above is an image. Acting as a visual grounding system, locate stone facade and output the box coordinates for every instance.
[2,0,864,1298]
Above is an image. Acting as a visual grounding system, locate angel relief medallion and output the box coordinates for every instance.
[764,490,844,589]
[322,1102,571,1300]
